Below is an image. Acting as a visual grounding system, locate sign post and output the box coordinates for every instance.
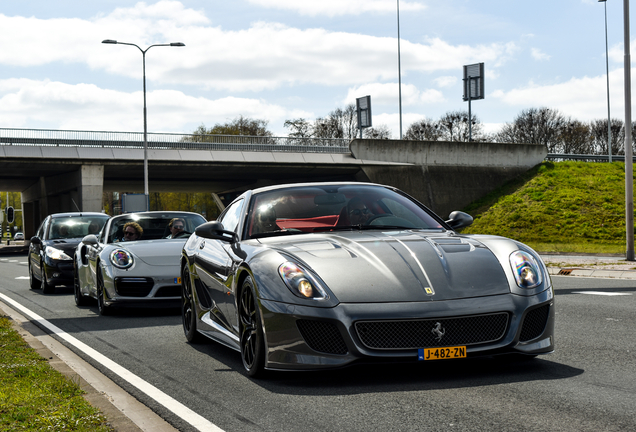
[356,96,372,139]
[463,63,485,141]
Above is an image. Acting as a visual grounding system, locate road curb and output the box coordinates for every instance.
[0,300,178,432]
[547,267,636,279]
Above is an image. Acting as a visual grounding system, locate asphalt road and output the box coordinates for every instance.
[1,253,635,432]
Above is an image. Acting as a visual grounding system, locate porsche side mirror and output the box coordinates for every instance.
[446,211,473,230]
[82,234,99,246]
[195,222,238,243]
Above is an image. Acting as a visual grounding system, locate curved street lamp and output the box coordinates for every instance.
[102,39,185,211]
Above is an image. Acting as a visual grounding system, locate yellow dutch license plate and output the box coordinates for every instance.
[419,346,466,361]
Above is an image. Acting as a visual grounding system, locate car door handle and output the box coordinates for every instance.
[199,240,205,249]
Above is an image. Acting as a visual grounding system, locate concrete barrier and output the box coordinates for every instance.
[350,139,547,218]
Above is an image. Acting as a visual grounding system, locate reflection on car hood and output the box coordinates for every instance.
[265,231,511,303]
[114,239,186,266]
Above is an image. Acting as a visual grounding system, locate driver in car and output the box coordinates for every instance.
[166,218,186,238]
[347,197,373,225]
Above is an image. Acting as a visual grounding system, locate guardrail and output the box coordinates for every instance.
[0,128,351,154]
[545,153,636,162]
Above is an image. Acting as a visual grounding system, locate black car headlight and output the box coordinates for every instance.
[509,250,542,289]
[278,262,328,300]
[110,249,134,269]
[45,246,72,261]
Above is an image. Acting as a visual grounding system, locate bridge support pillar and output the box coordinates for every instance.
[19,164,104,238]
[78,165,104,212]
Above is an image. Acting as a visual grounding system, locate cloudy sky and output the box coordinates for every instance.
[0,0,632,137]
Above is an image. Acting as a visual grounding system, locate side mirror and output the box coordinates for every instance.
[446,211,473,230]
[195,222,237,243]
[82,234,99,246]
[30,236,41,245]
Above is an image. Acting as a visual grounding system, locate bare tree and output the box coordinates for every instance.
[495,107,566,151]
[313,104,359,139]
[364,125,392,139]
[193,115,272,137]
[589,118,624,155]
[438,110,484,142]
[559,119,591,154]
[404,118,443,141]
[284,118,313,138]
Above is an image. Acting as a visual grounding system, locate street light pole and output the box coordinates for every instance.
[397,0,403,140]
[599,0,612,162]
[622,0,634,261]
[101,39,185,211]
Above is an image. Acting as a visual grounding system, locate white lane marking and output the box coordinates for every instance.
[0,293,224,432]
[15,276,30,280]
[572,291,632,296]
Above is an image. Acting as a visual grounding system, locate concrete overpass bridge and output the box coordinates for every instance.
[0,128,547,238]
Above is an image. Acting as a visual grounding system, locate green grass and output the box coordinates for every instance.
[462,161,634,254]
[0,316,112,431]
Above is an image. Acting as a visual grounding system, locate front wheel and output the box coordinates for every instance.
[96,269,110,316]
[40,261,55,294]
[29,262,40,290]
[239,276,266,377]
[73,260,89,306]
[182,265,203,343]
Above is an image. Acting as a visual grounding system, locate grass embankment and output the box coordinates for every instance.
[0,316,112,431]
[462,161,632,254]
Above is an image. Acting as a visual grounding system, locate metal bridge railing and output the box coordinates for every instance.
[0,128,351,154]
[545,153,636,162]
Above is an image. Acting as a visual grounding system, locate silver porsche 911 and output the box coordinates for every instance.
[181,182,554,376]
[74,211,207,314]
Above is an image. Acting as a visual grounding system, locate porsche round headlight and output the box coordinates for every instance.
[110,249,133,269]
[45,246,72,261]
[278,262,327,300]
[510,250,542,289]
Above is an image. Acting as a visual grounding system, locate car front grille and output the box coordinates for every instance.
[355,312,509,350]
[296,320,348,355]
[519,304,550,342]
[114,277,154,297]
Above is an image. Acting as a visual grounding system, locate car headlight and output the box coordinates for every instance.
[509,250,542,289]
[278,262,328,300]
[110,249,134,269]
[45,246,72,261]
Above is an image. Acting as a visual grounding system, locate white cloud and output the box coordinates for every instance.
[434,76,457,88]
[344,83,444,107]
[245,0,426,17]
[491,68,624,121]
[0,78,304,134]
[531,48,550,61]
[0,7,518,93]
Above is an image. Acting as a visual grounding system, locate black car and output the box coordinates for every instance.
[29,212,110,293]
[181,182,555,377]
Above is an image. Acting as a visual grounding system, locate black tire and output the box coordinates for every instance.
[96,269,110,316]
[182,265,203,343]
[239,276,266,377]
[29,262,40,290]
[40,260,55,294]
[73,260,89,306]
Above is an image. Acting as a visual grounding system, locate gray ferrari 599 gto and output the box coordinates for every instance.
[180,182,554,376]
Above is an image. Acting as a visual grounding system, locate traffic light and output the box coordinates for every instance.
[6,206,14,224]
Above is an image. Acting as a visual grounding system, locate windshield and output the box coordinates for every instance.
[107,213,206,243]
[48,216,108,240]
[245,185,444,239]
